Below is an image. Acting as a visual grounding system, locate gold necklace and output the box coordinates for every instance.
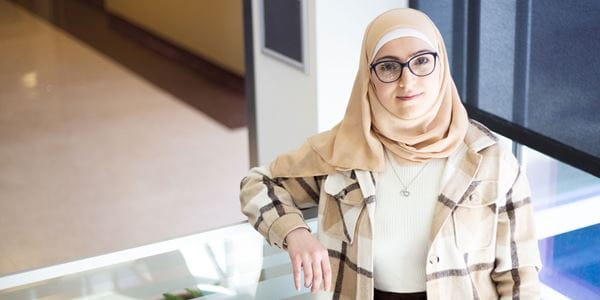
[385,151,430,197]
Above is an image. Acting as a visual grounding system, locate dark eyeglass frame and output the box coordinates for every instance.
[370,51,439,83]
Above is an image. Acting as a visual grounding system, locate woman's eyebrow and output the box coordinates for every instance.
[375,49,431,62]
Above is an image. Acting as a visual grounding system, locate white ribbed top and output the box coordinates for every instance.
[373,149,447,292]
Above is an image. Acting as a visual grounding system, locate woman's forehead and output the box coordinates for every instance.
[373,37,434,61]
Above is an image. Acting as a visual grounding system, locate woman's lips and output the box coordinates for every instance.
[396,92,423,101]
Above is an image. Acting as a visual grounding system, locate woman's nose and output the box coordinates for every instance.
[397,66,416,88]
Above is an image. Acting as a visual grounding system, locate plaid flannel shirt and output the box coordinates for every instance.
[239,119,543,299]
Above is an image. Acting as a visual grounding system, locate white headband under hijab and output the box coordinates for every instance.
[372,28,437,59]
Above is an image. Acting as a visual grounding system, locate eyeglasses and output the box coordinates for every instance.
[370,52,438,83]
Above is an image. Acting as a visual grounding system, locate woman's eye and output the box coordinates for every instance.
[380,63,397,70]
[414,57,429,65]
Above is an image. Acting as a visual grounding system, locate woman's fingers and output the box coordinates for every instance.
[322,256,332,292]
[292,255,302,291]
[287,238,331,293]
[303,256,313,288]
[311,260,323,294]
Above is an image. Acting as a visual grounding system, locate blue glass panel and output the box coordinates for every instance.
[539,223,600,299]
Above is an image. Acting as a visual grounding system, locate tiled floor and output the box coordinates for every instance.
[8,0,247,129]
[0,0,249,275]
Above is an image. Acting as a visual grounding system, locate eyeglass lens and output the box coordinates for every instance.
[373,53,436,82]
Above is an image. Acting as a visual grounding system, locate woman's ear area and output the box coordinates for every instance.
[368,65,379,91]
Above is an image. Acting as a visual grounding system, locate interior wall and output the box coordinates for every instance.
[251,0,318,165]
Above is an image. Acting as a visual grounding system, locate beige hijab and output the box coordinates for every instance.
[270,8,469,178]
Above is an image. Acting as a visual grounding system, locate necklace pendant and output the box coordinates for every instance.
[401,190,410,197]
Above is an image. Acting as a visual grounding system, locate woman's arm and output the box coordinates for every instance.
[239,162,332,293]
[239,161,323,250]
[491,151,544,299]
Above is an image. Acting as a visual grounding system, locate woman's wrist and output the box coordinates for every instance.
[284,227,311,246]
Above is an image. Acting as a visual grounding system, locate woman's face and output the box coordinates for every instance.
[370,37,440,119]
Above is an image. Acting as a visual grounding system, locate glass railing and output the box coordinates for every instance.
[0,220,318,300]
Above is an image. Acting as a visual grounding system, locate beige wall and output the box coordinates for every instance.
[106,0,245,76]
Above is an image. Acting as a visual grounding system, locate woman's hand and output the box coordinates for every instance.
[284,228,332,294]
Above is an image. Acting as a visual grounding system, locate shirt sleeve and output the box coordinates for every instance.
[239,161,324,250]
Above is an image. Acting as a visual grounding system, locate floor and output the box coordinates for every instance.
[0,0,249,276]
[7,0,247,129]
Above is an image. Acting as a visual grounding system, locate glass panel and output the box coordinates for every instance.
[528,0,600,157]
[538,224,600,299]
[522,142,600,299]
[0,220,318,300]
[523,143,600,210]
[476,0,516,121]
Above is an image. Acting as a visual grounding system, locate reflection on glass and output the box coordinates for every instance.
[522,143,600,299]
[0,221,317,300]
[523,144,600,210]
[539,224,600,299]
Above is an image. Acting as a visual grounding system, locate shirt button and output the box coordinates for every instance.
[428,255,439,264]
[469,193,479,202]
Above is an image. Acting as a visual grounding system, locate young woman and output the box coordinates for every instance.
[240,8,542,300]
